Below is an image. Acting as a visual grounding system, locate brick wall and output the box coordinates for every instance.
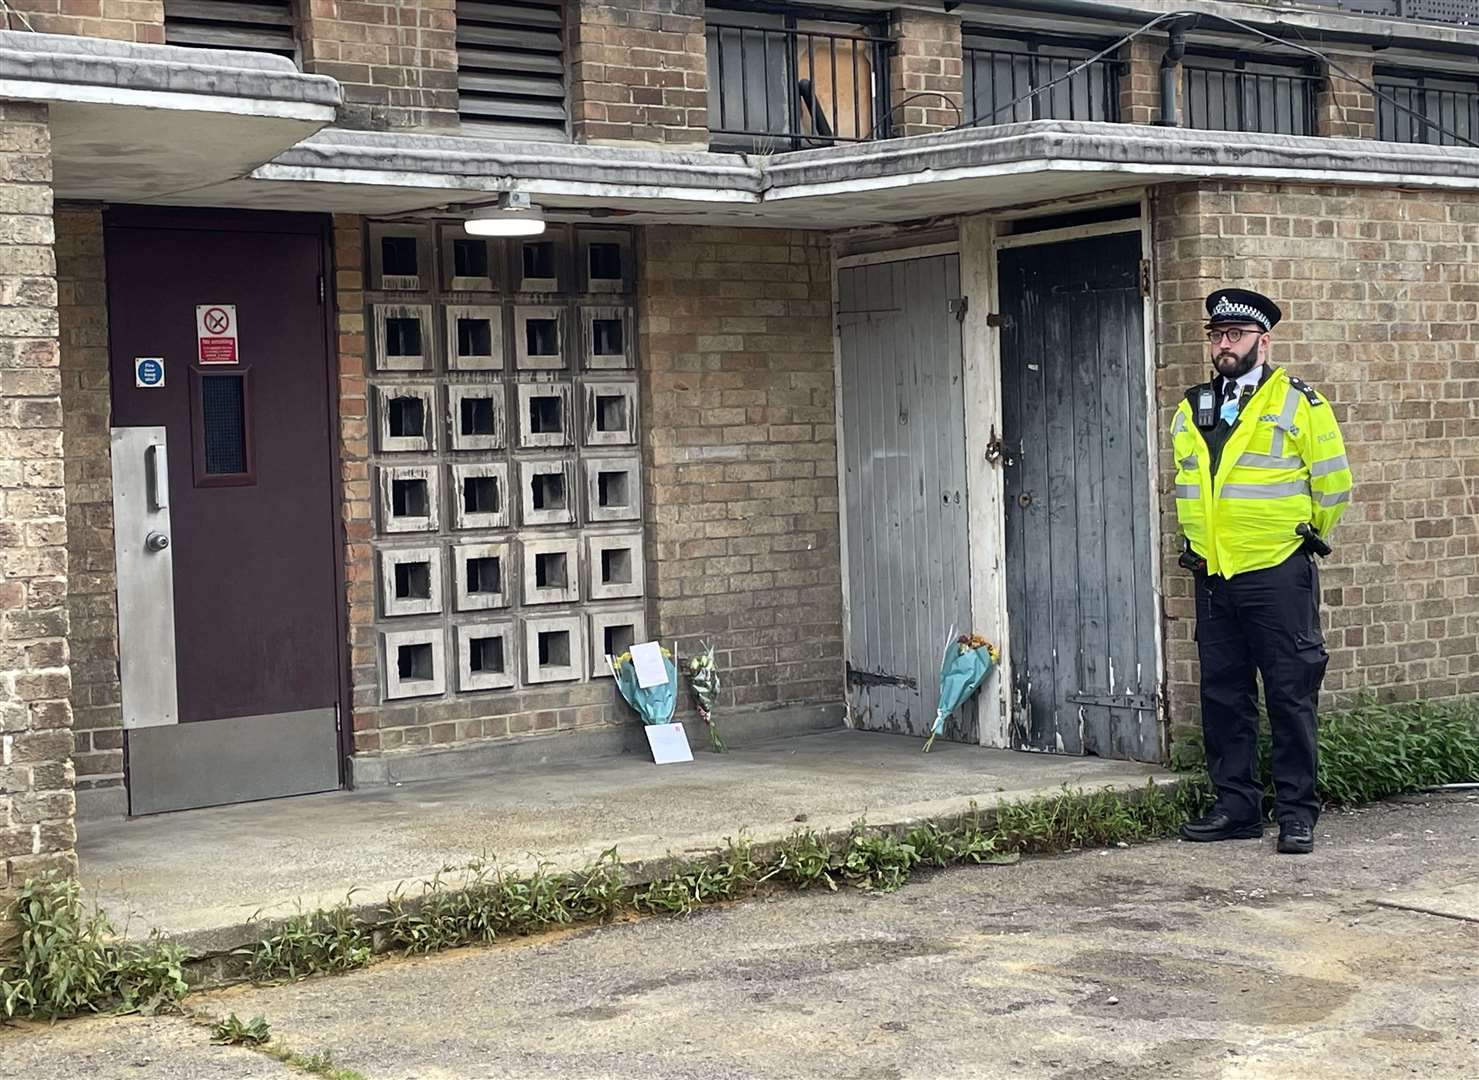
[2,0,163,41]
[1152,181,1479,736]
[639,227,844,712]
[55,207,122,815]
[887,9,963,138]
[1316,55,1377,140]
[300,0,458,131]
[1,102,74,946]
[566,0,708,147]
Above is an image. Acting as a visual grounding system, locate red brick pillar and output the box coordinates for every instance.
[1317,56,1377,139]
[887,9,964,137]
[566,0,709,147]
[0,101,76,947]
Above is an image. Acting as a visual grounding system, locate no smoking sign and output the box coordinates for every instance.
[195,304,239,364]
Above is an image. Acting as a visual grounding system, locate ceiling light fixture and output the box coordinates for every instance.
[465,192,546,237]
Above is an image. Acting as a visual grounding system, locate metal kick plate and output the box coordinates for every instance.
[126,707,340,816]
[110,426,180,729]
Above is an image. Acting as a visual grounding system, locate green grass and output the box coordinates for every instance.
[1170,696,1479,811]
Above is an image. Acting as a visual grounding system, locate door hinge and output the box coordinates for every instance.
[1139,259,1151,299]
[318,274,325,304]
[948,296,968,323]
[986,312,1012,329]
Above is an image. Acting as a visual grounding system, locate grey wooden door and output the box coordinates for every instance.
[838,254,975,742]
[999,232,1161,761]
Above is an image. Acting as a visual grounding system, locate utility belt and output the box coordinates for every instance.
[1180,525,1330,577]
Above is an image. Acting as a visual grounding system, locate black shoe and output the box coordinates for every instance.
[1277,821,1314,855]
[1179,811,1264,842]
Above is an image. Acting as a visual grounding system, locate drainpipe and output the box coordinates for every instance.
[1156,18,1193,127]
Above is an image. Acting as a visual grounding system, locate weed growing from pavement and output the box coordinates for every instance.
[211,1012,271,1046]
[241,901,373,982]
[0,874,187,1021]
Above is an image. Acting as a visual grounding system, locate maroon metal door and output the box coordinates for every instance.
[106,210,342,813]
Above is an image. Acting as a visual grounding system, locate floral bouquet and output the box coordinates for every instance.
[924,633,1000,753]
[609,647,678,726]
[686,643,725,752]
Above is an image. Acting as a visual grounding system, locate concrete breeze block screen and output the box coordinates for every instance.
[365,221,645,705]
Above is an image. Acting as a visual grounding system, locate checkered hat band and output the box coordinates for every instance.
[1211,296,1270,330]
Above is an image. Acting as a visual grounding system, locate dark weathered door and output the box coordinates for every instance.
[106,211,342,814]
[838,254,975,742]
[998,231,1161,761]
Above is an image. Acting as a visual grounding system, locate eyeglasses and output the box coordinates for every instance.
[1206,327,1262,345]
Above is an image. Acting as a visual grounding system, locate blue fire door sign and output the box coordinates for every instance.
[135,357,165,388]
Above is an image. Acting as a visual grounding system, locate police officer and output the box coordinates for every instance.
[1170,289,1353,855]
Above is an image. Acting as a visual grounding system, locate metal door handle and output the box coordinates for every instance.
[145,531,170,553]
[146,442,168,511]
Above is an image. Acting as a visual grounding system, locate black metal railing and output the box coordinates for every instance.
[1376,70,1479,144]
[1298,0,1475,27]
[706,20,893,150]
[962,38,1122,126]
[1182,57,1321,136]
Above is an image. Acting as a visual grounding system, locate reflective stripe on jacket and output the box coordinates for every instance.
[1171,366,1352,578]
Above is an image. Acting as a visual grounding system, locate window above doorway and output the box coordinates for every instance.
[164,0,299,63]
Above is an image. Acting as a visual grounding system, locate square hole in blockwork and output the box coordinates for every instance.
[589,242,623,283]
[595,393,628,433]
[523,241,557,282]
[461,396,497,437]
[592,318,624,357]
[387,395,425,439]
[457,317,494,359]
[528,393,564,435]
[597,469,630,509]
[469,634,505,675]
[600,547,633,586]
[397,641,434,681]
[463,473,501,516]
[454,238,490,280]
[537,629,571,668]
[603,623,636,658]
[531,471,566,512]
[382,235,419,279]
[467,554,502,595]
[392,477,429,518]
[386,317,423,358]
[526,318,559,357]
[535,550,568,590]
[394,560,432,600]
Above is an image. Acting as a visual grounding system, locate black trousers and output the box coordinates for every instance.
[1195,551,1329,827]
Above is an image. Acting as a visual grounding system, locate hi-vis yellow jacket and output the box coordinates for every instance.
[1171,366,1353,578]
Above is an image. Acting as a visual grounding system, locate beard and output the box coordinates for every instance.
[1212,336,1261,380]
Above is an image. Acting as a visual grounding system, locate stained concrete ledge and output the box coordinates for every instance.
[76,729,1170,964]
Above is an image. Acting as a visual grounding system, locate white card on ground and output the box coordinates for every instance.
[631,641,669,689]
[645,722,693,765]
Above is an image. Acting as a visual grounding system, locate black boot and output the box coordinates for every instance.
[1277,820,1314,855]
[1179,810,1264,842]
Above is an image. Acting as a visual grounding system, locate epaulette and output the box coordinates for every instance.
[1287,375,1323,406]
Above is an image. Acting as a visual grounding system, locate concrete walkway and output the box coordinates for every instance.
[78,730,1165,954]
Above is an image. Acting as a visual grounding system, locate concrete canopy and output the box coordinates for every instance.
[157,120,1479,229]
[0,30,339,202]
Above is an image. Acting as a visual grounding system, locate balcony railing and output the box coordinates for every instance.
[963,36,1122,126]
[1298,0,1476,27]
[1183,56,1321,136]
[1376,70,1479,144]
[706,19,893,151]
